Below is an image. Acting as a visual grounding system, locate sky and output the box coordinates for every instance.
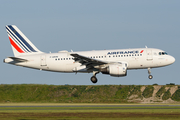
[0,0,179,85]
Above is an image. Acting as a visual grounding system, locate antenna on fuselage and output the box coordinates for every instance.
[145,46,148,48]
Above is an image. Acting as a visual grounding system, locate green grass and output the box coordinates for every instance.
[172,89,180,101]
[0,104,180,120]
[1,84,180,119]
[156,86,166,98]
[0,84,180,103]
[142,86,154,98]
[162,88,171,100]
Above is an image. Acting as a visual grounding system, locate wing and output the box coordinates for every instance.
[70,53,108,68]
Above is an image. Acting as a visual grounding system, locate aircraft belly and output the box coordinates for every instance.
[47,61,80,72]
[128,58,143,69]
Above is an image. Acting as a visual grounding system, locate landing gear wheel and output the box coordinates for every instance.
[148,75,153,79]
[147,68,153,79]
[91,76,98,83]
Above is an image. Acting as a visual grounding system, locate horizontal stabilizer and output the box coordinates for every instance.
[4,57,28,63]
[8,57,28,62]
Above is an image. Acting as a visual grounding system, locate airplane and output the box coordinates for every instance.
[4,25,175,83]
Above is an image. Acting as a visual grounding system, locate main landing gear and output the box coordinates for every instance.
[90,71,99,83]
[148,68,153,79]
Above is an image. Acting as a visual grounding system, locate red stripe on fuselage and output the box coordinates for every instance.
[9,37,24,53]
[140,50,144,53]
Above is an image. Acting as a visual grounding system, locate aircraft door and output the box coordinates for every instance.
[146,50,153,60]
[40,56,47,66]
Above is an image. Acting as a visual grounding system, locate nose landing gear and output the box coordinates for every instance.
[148,68,153,79]
[148,75,153,79]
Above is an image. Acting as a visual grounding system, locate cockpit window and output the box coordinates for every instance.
[159,52,168,55]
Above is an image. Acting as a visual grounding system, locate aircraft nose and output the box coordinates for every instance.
[169,56,175,64]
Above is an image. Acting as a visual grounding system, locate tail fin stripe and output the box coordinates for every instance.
[6,26,30,52]
[7,26,33,52]
[7,29,28,52]
[9,37,24,53]
[7,32,27,52]
[8,26,37,52]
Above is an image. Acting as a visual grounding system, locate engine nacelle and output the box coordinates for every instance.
[101,63,127,77]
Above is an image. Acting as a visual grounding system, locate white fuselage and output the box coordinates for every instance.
[5,48,175,73]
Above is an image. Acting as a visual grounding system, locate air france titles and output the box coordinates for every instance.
[107,50,139,55]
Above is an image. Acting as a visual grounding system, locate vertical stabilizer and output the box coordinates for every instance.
[5,25,42,57]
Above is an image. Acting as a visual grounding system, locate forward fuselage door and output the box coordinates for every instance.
[41,55,47,66]
[146,50,153,60]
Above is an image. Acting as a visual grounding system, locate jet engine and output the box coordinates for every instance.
[101,63,127,77]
